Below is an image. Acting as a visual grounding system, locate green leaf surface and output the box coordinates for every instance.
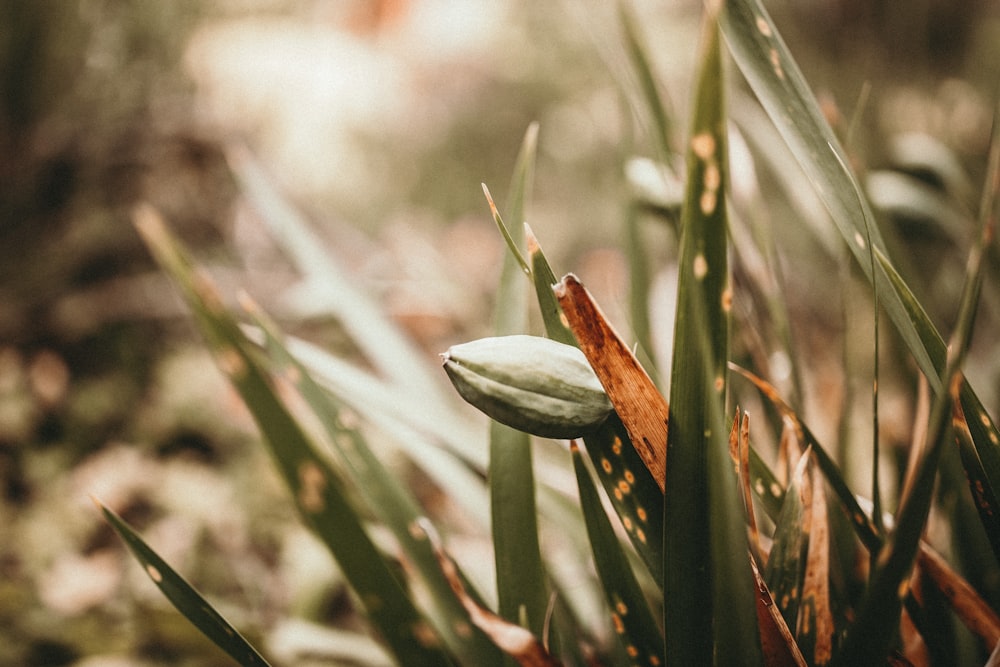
[134,207,454,667]
[99,502,272,667]
[571,442,664,665]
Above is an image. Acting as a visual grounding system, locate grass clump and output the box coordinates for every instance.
[103,1,1000,665]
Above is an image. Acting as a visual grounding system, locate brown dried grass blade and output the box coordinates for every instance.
[554,273,669,490]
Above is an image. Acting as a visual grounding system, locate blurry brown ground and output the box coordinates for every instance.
[1,1,998,665]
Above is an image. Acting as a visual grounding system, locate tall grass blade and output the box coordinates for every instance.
[98,501,272,667]
[661,8,763,663]
[570,442,664,664]
[134,206,455,666]
[618,0,675,162]
[485,125,550,642]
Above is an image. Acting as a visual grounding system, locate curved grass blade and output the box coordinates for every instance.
[98,501,272,667]
[424,522,560,667]
[241,297,503,666]
[134,206,455,666]
[570,442,664,665]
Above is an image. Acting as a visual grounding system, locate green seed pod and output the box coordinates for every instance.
[442,334,613,439]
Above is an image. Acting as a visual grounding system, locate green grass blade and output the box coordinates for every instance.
[485,133,551,642]
[618,0,674,162]
[134,207,455,666]
[226,146,448,406]
[99,501,272,667]
[570,442,664,665]
[242,300,503,666]
[663,9,759,663]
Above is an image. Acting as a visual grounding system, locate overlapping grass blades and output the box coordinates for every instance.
[133,207,456,666]
[721,0,1000,565]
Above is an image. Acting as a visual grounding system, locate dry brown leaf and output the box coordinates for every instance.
[917,542,1000,650]
[553,274,668,490]
[750,552,808,667]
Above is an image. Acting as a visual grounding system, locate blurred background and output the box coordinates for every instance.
[1,0,998,665]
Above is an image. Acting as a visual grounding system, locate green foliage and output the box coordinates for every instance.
[108,3,1000,666]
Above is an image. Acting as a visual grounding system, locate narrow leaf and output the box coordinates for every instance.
[486,142,550,641]
[571,442,664,665]
[99,501,272,667]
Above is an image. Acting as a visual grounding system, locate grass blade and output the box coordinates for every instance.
[570,442,664,664]
[134,206,455,666]
[98,501,272,667]
[527,230,665,588]
[485,125,551,641]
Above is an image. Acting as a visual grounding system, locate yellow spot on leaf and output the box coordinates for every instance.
[627,646,639,658]
[618,479,631,495]
[612,612,625,634]
[612,437,623,455]
[700,190,718,215]
[854,231,866,249]
[769,48,784,79]
[756,16,772,36]
[637,528,647,543]
[298,460,327,513]
[721,288,733,312]
[146,564,163,583]
[614,488,623,501]
[216,347,246,379]
[694,254,708,279]
[770,482,782,498]
[691,133,716,160]
[616,601,628,615]
[637,507,647,522]
[623,517,634,531]
[624,469,635,484]
[703,163,721,191]
[602,457,613,474]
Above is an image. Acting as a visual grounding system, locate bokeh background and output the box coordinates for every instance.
[1,1,998,665]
